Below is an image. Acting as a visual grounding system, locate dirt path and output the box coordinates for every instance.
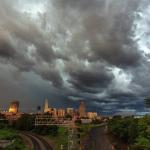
[82,126,115,150]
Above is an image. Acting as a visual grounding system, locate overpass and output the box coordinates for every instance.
[35,114,80,150]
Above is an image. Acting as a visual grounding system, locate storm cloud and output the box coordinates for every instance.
[0,0,149,114]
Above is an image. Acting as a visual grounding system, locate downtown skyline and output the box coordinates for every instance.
[0,0,150,115]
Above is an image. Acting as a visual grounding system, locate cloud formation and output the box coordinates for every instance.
[0,0,150,114]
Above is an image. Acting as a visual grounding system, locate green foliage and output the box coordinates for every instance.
[108,116,138,143]
[77,124,96,138]
[9,114,58,136]
[65,114,72,118]
[0,128,29,150]
[47,127,68,150]
[108,115,150,149]
[14,114,35,130]
[0,113,9,129]
[138,116,150,137]
[33,125,58,136]
[92,119,102,124]
[0,122,8,129]
[0,128,18,140]
[5,138,30,150]
[131,137,150,150]
[75,119,81,124]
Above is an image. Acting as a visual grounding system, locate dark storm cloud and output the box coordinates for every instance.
[0,31,16,58]
[0,0,149,114]
[0,0,64,87]
[7,21,55,62]
[36,67,63,87]
[83,13,141,68]
[61,0,141,68]
[67,63,113,93]
[52,0,105,11]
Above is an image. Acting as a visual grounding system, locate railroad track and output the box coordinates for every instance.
[21,132,53,150]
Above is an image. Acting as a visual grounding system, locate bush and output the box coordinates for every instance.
[75,119,81,124]
[33,125,58,136]
[5,138,29,150]
[14,114,35,131]
[108,115,150,149]
[108,117,138,143]
[131,137,150,150]
[0,129,18,140]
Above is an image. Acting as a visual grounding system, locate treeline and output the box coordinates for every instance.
[108,115,150,150]
[14,114,58,136]
[0,114,58,136]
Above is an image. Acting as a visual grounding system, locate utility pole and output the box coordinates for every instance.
[68,118,80,150]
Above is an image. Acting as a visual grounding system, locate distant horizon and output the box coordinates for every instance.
[1,99,150,116]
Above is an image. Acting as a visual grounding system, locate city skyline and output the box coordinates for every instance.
[1,99,99,115]
[0,0,150,115]
[1,99,99,121]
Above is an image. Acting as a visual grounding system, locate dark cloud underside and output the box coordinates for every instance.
[0,0,149,114]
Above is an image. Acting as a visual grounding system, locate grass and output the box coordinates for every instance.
[0,128,18,140]
[5,138,30,150]
[0,128,30,150]
[77,124,101,149]
[47,127,68,150]
[77,124,98,139]
[47,124,98,150]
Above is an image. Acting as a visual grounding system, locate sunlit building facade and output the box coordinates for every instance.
[44,99,57,117]
[57,109,65,117]
[44,98,50,113]
[87,112,98,119]
[8,101,19,114]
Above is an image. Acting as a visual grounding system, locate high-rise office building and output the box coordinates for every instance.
[43,99,57,117]
[78,101,86,118]
[8,101,19,114]
[44,98,50,113]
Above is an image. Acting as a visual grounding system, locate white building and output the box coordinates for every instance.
[44,99,57,117]
[87,112,98,119]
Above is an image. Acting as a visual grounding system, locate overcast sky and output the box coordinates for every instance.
[0,0,150,115]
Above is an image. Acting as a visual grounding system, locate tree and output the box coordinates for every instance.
[14,114,35,130]
[33,125,58,136]
[131,137,150,150]
[108,117,138,143]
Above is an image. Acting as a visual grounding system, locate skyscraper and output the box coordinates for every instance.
[44,98,49,113]
[78,101,86,118]
[8,101,19,114]
[43,99,57,117]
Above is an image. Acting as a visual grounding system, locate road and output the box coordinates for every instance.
[21,132,53,150]
[82,126,115,150]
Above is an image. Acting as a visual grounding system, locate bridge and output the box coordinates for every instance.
[35,115,72,126]
[35,114,80,150]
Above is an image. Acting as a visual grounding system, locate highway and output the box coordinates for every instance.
[21,132,53,150]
